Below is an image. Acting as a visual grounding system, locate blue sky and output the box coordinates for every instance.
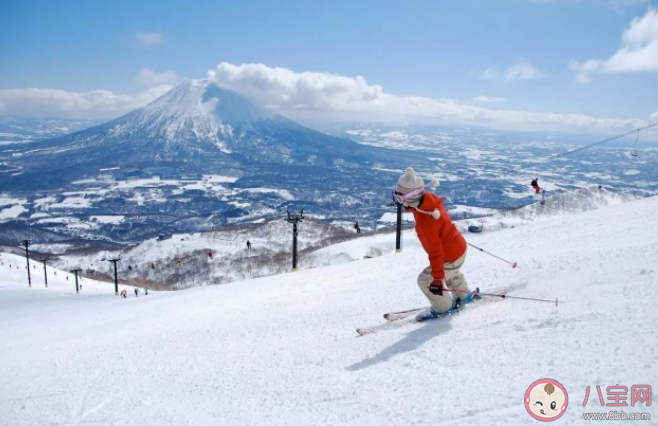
[0,0,656,132]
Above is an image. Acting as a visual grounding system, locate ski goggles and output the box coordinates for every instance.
[392,187,425,205]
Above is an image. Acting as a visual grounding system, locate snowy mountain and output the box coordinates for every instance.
[3,80,399,190]
[0,80,430,242]
[1,193,656,425]
[1,81,655,245]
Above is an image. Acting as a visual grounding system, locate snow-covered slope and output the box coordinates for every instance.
[1,196,657,425]
[55,219,354,288]
[465,186,636,232]
[0,252,137,295]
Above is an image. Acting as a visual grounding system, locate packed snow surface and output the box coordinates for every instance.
[1,196,657,425]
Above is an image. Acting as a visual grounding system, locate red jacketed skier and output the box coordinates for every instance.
[531,178,541,194]
[393,168,473,320]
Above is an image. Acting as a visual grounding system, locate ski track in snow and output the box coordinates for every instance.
[1,197,657,425]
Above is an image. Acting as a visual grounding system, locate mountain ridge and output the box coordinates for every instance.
[4,79,398,190]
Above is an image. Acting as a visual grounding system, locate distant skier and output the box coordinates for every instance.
[128,265,133,271]
[246,240,252,251]
[393,168,472,320]
[531,178,541,194]
[354,221,361,234]
[120,289,127,298]
[134,288,139,297]
[145,288,149,296]
[208,251,213,258]
[598,184,602,191]
[150,262,155,269]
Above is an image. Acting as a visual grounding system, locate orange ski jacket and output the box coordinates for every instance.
[410,192,467,279]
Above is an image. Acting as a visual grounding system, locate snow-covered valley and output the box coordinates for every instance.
[1,192,656,425]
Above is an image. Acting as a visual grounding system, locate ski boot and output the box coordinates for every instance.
[415,299,461,322]
[415,307,444,322]
[460,287,481,304]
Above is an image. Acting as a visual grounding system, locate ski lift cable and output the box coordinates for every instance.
[551,122,658,159]
[631,129,640,157]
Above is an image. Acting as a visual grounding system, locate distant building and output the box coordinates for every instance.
[181,173,203,181]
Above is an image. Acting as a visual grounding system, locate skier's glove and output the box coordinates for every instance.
[429,278,445,296]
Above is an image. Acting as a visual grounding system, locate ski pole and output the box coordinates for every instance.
[448,288,558,306]
[468,243,517,268]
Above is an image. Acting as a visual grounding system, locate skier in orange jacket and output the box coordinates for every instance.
[393,168,471,317]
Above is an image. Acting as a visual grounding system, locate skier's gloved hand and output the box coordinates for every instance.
[429,278,446,296]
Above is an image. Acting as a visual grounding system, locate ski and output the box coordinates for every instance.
[383,308,423,322]
[357,288,482,336]
[382,288,481,322]
[357,306,461,336]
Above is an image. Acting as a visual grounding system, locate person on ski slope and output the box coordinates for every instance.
[531,178,541,194]
[394,167,471,315]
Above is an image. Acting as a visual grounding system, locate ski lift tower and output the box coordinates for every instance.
[106,257,121,295]
[40,257,51,288]
[285,209,304,272]
[20,239,32,287]
[71,268,82,294]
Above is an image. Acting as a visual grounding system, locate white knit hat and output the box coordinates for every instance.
[397,167,424,193]
[395,167,440,208]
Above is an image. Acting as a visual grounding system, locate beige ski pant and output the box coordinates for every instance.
[417,249,469,313]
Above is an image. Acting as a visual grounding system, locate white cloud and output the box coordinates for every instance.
[570,9,658,82]
[479,60,545,81]
[480,67,498,80]
[651,110,658,121]
[209,62,645,133]
[1,62,649,131]
[134,32,164,47]
[473,95,507,103]
[134,68,179,87]
[0,85,172,119]
[503,59,546,81]
[568,59,602,83]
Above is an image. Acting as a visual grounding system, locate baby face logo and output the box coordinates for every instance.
[525,379,568,422]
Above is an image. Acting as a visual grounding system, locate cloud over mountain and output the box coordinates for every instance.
[209,62,643,132]
[0,85,172,119]
[134,68,179,87]
[0,61,650,132]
